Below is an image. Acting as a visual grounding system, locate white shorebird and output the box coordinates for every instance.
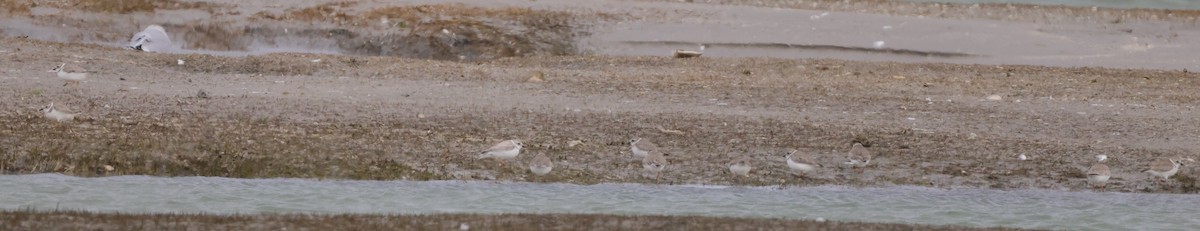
[728,156,752,178]
[528,152,553,182]
[844,143,873,173]
[1144,157,1195,185]
[643,150,668,182]
[786,149,822,178]
[477,139,523,168]
[1087,155,1111,191]
[629,138,660,159]
[128,25,171,52]
[39,102,76,122]
[49,63,88,87]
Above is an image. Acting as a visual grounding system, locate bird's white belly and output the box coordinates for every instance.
[1147,166,1179,179]
[530,166,552,175]
[45,111,75,122]
[1087,175,1110,183]
[490,149,520,159]
[729,165,751,176]
[787,159,815,172]
[643,163,664,171]
[58,72,87,81]
[631,147,648,158]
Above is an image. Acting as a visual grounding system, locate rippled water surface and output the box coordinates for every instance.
[2,174,1198,230]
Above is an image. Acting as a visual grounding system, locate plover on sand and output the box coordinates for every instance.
[786,149,822,178]
[1086,155,1111,191]
[49,63,88,87]
[528,152,553,181]
[1144,157,1195,185]
[630,138,660,159]
[477,139,522,168]
[39,102,76,122]
[643,150,668,182]
[728,156,752,178]
[844,143,873,173]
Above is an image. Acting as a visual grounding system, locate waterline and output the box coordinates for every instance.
[1,174,1197,230]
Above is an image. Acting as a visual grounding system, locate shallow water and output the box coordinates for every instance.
[907,0,1200,10]
[1,174,1197,230]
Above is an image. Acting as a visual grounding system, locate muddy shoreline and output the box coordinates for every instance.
[2,36,1196,193]
[1,0,1199,229]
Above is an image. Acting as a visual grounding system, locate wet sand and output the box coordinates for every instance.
[0,0,1198,229]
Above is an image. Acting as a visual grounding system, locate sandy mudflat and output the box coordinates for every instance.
[0,0,1198,229]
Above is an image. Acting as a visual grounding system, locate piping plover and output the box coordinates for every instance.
[477,139,522,167]
[844,143,873,173]
[1086,155,1110,191]
[786,149,822,177]
[49,63,88,87]
[528,152,553,181]
[1144,157,1195,185]
[129,25,171,52]
[643,150,668,182]
[38,102,76,122]
[728,156,752,178]
[630,138,660,159]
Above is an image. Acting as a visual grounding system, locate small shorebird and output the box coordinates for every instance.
[477,139,523,168]
[528,152,553,182]
[1144,157,1195,185]
[49,63,89,87]
[630,138,660,159]
[39,102,76,122]
[844,143,873,173]
[1086,155,1111,191]
[786,149,822,178]
[728,156,752,178]
[643,150,668,182]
